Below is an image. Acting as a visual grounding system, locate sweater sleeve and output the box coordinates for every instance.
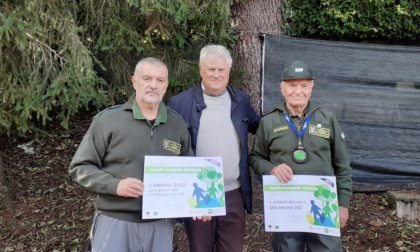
[179,118,194,157]
[330,113,353,208]
[68,117,120,195]
[249,119,276,175]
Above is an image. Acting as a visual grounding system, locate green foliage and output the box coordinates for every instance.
[0,1,108,138]
[281,0,420,42]
[0,0,237,137]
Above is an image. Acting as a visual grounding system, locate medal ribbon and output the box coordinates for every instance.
[283,112,312,145]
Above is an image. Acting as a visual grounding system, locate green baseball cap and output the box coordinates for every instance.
[281,61,314,81]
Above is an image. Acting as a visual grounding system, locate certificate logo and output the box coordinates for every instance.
[188,166,225,209]
[306,184,339,229]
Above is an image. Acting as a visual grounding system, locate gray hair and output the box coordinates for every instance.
[134,57,168,76]
[199,45,232,68]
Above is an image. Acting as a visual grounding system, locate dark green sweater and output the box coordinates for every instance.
[249,101,353,208]
[69,95,193,222]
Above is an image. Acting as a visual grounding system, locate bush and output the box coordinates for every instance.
[281,0,420,43]
[0,0,237,138]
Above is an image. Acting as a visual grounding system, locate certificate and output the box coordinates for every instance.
[142,155,226,219]
[263,175,340,237]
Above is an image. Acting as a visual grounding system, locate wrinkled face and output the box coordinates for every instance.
[280,79,314,108]
[132,62,168,104]
[199,55,230,95]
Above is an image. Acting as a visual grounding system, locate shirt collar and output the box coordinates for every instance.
[132,100,168,126]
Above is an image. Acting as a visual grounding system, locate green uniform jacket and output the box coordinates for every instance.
[68,94,193,222]
[249,102,352,208]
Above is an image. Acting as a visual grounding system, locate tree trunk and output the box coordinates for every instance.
[231,0,283,112]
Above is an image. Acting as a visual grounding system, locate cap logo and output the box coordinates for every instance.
[295,68,304,72]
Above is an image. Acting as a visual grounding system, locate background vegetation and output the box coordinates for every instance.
[1,0,419,137]
[0,0,236,137]
[282,0,420,44]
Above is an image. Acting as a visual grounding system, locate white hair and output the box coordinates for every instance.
[199,45,232,68]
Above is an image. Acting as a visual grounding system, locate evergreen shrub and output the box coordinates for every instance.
[0,0,237,137]
[281,0,420,43]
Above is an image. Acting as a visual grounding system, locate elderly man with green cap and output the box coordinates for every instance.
[249,61,353,251]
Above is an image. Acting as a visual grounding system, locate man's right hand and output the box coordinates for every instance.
[116,178,144,197]
[193,215,212,222]
[271,163,294,183]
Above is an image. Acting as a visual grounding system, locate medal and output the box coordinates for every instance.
[292,141,308,163]
[283,112,312,164]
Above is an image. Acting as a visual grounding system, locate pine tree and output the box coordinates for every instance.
[0,0,236,137]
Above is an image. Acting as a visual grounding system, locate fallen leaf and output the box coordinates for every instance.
[369,220,385,227]
[395,240,404,247]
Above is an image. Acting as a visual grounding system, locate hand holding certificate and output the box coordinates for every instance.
[263,175,340,237]
[142,156,226,219]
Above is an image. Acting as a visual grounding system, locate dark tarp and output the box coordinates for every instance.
[260,34,420,192]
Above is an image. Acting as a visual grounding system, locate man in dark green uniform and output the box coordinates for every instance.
[249,61,352,252]
[69,58,194,252]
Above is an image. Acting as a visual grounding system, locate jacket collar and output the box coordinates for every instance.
[193,81,239,111]
[275,101,319,116]
[123,94,136,110]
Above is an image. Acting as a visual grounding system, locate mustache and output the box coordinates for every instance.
[145,89,159,95]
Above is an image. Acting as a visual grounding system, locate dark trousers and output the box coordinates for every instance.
[184,188,246,252]
[272,232,343,252]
